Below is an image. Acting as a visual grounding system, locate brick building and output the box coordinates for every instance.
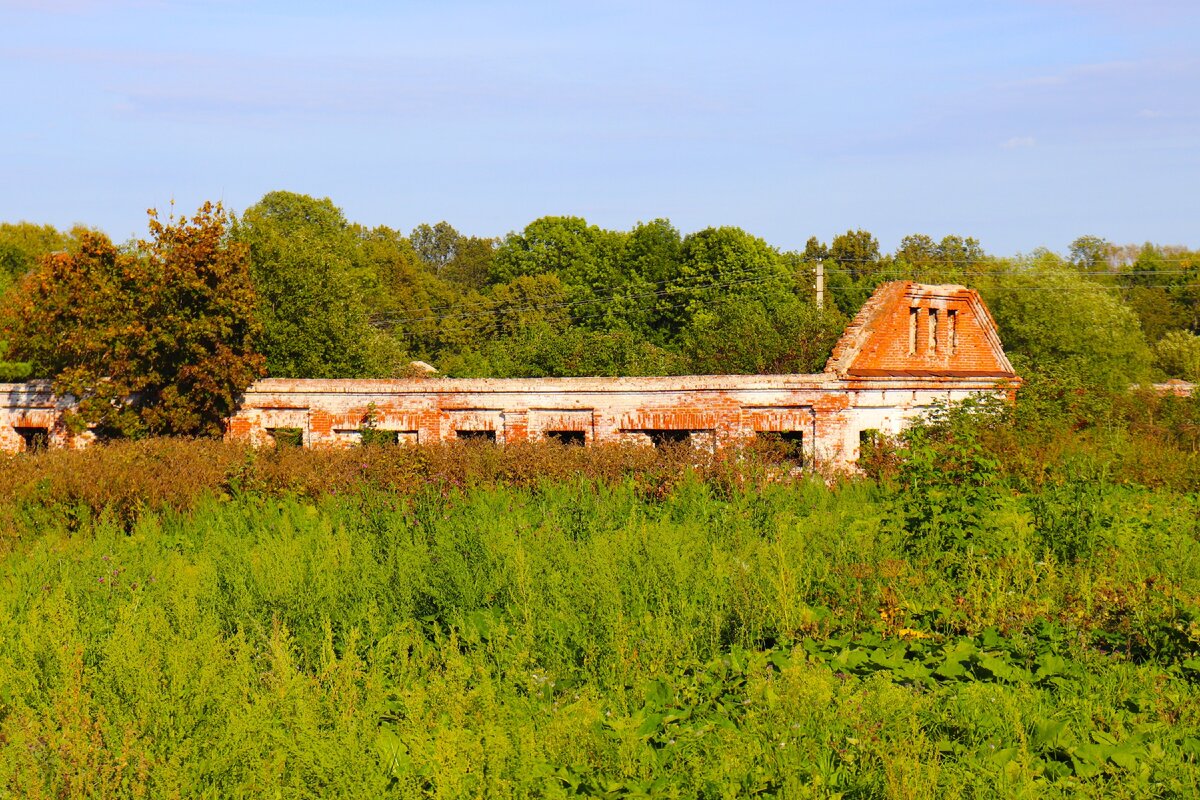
[1,282,1018,467]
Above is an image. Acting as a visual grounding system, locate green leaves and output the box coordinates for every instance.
[236,191,378,379]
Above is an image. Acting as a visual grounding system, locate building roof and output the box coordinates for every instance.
[824,281,1017,379]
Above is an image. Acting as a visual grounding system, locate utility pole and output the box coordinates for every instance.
[815,260,824,310]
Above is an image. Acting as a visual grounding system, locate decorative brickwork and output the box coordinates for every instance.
[0,282,1019,468]
[826,282,1015,378]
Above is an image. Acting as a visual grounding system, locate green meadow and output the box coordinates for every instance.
[1,426,1198,798]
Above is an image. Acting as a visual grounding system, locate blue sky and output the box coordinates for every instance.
[3,0,1198,254]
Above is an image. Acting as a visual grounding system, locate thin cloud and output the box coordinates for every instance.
[1001,136,1036,149]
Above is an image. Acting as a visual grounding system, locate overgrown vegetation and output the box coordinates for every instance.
[1,387,1198,797]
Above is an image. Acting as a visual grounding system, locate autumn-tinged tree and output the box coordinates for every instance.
[3,202,265,437]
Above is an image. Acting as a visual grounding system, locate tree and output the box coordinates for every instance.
[1069,235,1113,273]
[892,233,985,285]
[0,222,84,295]
[3,203,265,437]
[490,216,627,298]
[1153,331,1200,382]
[0,224,87,375]
[0,339,31,382]
[983,254,1151,390]
[662,226,786,334]
[829,229,880,281]
[678,294,845,375]
[410,221,459,277]
[235,191,385,378]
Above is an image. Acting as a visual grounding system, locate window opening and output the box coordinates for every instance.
[267,427,303,448]
[928,309,939,353]
[456,430,496,443]
[15,426,49,453]
[947,309,958,354]
[908,307,919,355]
[642,429,692,448]
[360,428,400,447]
[546,430,585,446]
[859,429,886,460]
[756,431,804,464]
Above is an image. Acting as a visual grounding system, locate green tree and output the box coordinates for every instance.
[443,234,497,291]
[829,229,881,281]
[491,217,623,285]
[235,191,385,378]
[662,226,786,335]
[0,222,83,294]
[615,219,683,339]
[983,254,1151,389]
[818,229,890,316]
[410,221,459,277]
[1069,235,1113,274]
[3,203,265,437]
[461,324,682,378]
[1118,243,1200,340]
[0,339,31,382]
[678,294,845,375]
[1153,330,1200,382]
[891,233,985,285]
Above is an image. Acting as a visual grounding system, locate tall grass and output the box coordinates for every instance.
[0,460,1197,797]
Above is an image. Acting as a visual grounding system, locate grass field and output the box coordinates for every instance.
[1,438,1198,798]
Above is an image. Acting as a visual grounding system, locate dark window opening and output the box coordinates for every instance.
[360,428,400,447]
[15,426,50,453]
[267,427,303,448]
[546,430,585,446]
[859,429,883,453]
[643,429,692,448]
[456,430,496,443]
[756,431,804,463]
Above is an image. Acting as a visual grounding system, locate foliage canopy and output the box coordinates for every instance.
[3,202,265,437]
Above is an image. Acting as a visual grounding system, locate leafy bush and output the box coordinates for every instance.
[892,399,1005,564]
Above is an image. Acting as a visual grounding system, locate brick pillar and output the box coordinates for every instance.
[309,409,333,447]
[502,411,528,444]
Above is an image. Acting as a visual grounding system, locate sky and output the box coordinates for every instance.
[2,0,1198,255]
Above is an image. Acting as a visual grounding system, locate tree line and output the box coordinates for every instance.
[0,190,1197,438]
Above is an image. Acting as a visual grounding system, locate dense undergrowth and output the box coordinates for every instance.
[1,386,1199,798]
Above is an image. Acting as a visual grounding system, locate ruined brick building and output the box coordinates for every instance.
[1,282,1018,467]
